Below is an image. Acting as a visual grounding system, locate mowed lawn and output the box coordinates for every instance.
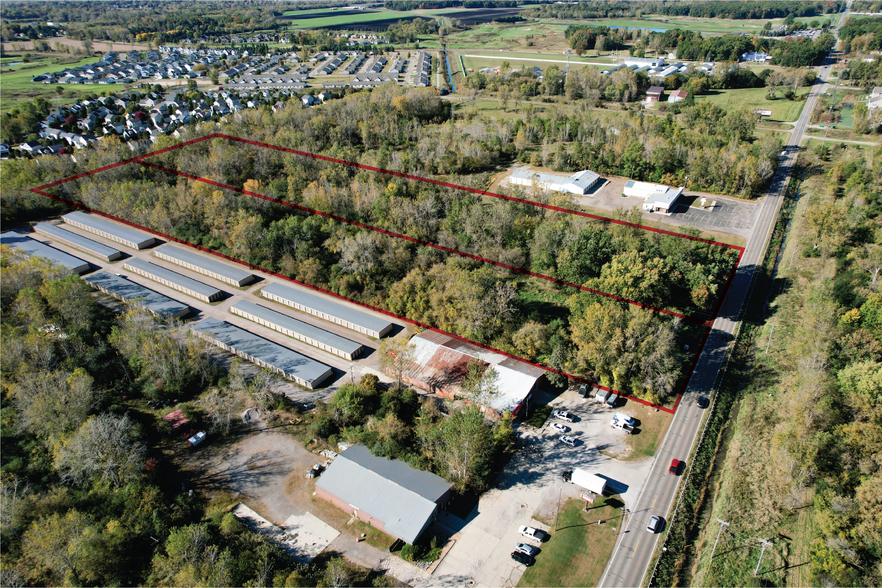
[0,54,107,113]
[696,87,809,122]
[518,498,622,588]
[537,14,839,35]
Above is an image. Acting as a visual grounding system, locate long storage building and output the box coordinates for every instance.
[63,211,157,250]
[123,258,224,302]
[190,317,333,389]
[83,271,189,318]
[153,245,256,287]
[231,300,364,360]
[260,282,394,339]
[1,231,91,274]
[34,222,123,262]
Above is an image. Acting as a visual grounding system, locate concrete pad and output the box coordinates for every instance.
[282,512,341,562]
[233,503,337,563]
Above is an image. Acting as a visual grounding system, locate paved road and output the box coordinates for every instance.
[598,10,848,586]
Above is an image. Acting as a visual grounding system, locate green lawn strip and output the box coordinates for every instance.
[518,498,622,588]
[695,87,809,122]
[462,55,605,73]
[459,49,614,64]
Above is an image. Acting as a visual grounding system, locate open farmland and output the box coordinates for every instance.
[696,87,810,122]
[0,54,108,113]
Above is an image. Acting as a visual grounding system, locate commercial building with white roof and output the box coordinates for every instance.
[33,222,123,262]
[1,232,91,274]
[623,181,685,214]
[230,300,364,360]
[153,244,256,287]
[83,271,189,318]
[62,211,157,250]
[123,258,224,302]
[403,330,546,418]
[190,317,333,388]
[260,282,394,339]
[509,168,601,195]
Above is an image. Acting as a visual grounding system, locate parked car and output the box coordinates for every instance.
[559,435,576,447]
[606,393,618,407]
[697,396,709,409]
[669,459,682,475]
[647,515,663,533]
[514,543,538,556]
[550,422,569,433]
[552,409,574,422]
[578,383,589,397]
[511,551,534,566]
[610,418,634,434]
[187,430,206,447]
[519,526,544,541]
[561,470,573,483]
[614,413,636,427]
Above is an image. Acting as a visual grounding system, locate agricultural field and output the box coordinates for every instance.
[695,87,810,122]
[459,54,608,74]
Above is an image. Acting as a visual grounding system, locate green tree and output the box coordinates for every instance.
[21,510,96,586]
[460,358,500,409]
[379,336,417,390]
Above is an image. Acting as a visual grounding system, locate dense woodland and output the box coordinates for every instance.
[0,1,286,44]
[839,16,882,52]
[523,0,843,21]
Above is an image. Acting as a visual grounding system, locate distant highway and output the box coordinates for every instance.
[598,7,848,586]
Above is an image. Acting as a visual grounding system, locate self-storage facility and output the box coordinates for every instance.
[230,300,364,360]
[190,317,333,388]
[1,231,91,274]
[260,282,394,339]
[123,258,224,302]
[153,244,256,287]
[34,222,123,262]
[83,271,189,318]
[62,211,157,250]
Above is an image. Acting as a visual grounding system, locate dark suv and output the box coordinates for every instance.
[511,551,534,566]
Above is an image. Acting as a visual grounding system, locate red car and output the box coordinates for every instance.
[669,459,682,475]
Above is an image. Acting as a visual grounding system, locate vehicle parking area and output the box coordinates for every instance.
[425,387,657,587]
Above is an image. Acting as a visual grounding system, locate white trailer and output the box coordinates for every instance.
[570,468,607,495]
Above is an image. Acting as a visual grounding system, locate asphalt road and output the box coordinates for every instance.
[598,21,844,588]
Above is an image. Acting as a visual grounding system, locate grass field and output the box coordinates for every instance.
[461,55,607,74]
[536,14,838,35]
[282,7,457,29]
[695,87,809,122]
[518,498,622,588]
[0,53,109,113]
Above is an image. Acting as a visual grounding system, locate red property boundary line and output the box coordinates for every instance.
[30,132,745,414]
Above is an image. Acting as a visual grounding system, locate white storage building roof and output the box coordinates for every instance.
[123,258,224,302]
[153,244,255,287]
[63,211,156,250]
[83,270,189,318]
[231,300,363,360]
[1,232,91,274]
[190,317,333,388]
[33,222,122,261]
[260,282,394,338]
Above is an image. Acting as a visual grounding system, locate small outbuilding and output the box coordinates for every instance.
[315,445,452,545]
[509,168,601,195]
[667,90,688,103]
[645,86,665,103]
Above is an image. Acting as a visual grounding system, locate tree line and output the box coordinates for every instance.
[523,0,842,21]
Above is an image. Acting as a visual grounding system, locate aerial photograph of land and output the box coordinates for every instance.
[1,0,880,586]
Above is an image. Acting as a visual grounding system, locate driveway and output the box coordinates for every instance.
[423,388,654,587]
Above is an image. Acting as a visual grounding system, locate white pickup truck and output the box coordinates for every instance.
[610,416,634,434]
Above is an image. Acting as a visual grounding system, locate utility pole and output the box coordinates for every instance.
[565,49,571,84]
[755,539,773,576]
[765,324,778,354]
[709,519,729,562]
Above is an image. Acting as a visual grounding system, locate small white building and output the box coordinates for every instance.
[624,181,685,214]
[869,87,882,111]
[509,169,601,195]
[741,52,770,63]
